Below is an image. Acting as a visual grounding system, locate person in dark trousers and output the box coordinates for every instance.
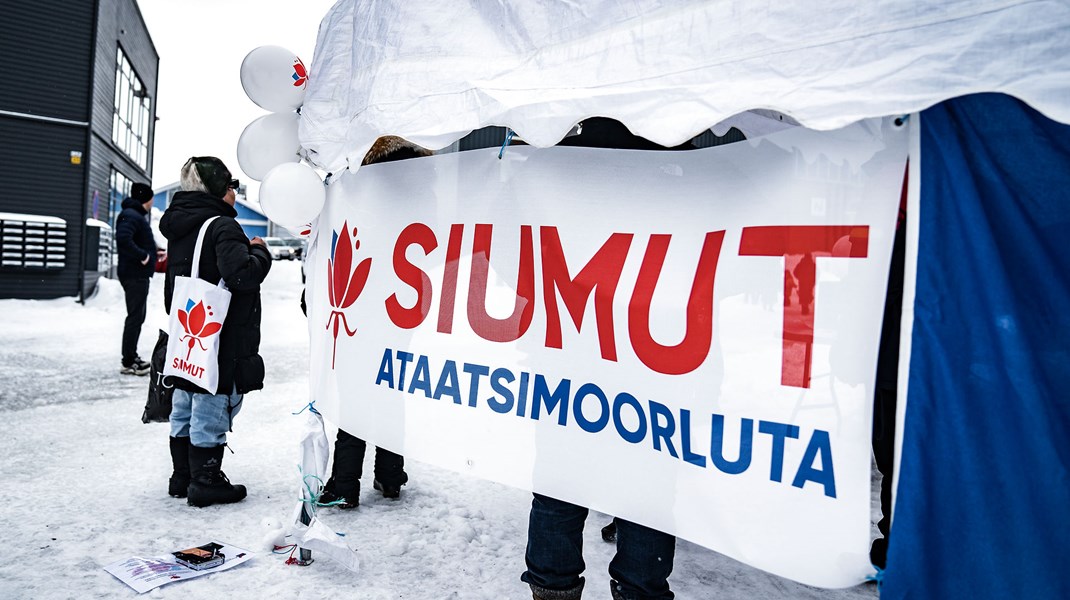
[317,136,430,508]
[870,195,907,570]
[160,157,272,508]
[521,119,685,600]
[793,252,816,315]
[320,428,409,507]
[115,182,159,375]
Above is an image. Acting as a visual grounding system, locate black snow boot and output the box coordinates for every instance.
[187,444,247,507]
[168,436,191,498]
[372,447,408,499]
[529,578,584,600]
[320,477,359,509]
[321,430,366,508]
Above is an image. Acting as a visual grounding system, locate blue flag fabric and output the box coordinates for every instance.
[885,94,1070,598]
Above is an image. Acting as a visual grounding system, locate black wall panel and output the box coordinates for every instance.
[0,0,157,299]
[0,118,87,299]
[0,1,95,122]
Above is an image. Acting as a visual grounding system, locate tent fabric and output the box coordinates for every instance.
[886,93,1070,598]
[300,0,1070,173]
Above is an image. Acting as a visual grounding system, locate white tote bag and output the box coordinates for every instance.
[164,216,232,394]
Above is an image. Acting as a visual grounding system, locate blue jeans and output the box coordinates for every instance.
[169,388,243,447]
[522,493,676,600]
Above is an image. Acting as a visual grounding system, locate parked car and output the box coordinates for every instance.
[263,237,296,260]
[278,237,307,260]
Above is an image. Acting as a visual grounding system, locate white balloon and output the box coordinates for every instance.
[258,163,325,228]
[283,223,313,239]
[237,112,301,181]
[240,45,308,112]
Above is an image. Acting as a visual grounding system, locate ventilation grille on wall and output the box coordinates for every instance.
[0,212,68,270]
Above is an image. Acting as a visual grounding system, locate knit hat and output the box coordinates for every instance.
[190,156,233,199]
[131,182,154,202]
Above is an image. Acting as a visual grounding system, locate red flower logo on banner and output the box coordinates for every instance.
[178,298,223,360]
[325,221,371,368]
[292,58,307,87]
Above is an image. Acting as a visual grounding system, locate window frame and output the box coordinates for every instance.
[111,45,152,169]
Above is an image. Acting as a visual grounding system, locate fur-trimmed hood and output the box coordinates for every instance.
[361,136,432,166]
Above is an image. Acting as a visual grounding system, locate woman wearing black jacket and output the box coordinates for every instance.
[159,156,272,507]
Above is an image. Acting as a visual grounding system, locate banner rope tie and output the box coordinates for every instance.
[292,401,320,416]
[298,466,344,512]
[866,566,885,589]
[498,129,515,159]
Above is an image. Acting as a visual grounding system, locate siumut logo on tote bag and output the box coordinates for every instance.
[174,298,223,371]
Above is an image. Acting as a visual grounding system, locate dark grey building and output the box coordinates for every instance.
[0,0,157,299]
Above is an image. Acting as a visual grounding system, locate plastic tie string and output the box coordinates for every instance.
[274,543,300,564]
[866,566,885,589]
[298,466,344,513]
[292,401,320,416]
[498,129,515,159]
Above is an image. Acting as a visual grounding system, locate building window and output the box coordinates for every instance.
[112,46,151,169]
[109,167,132,226]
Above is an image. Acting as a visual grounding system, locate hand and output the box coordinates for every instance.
[157,249,167,258]
[250,236,266,247]
[141,254,151,265]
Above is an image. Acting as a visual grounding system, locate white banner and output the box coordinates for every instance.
[306,119,909,588]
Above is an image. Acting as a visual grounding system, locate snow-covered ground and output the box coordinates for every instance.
[0,261,880,599]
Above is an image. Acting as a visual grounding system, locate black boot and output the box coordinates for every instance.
[529,578,584,600]
[168,436,191,498]
[187,444,247,507]
[601,520,617,543]
[320,477,359,509]
[320,430,366,508]
[372,447,407,499]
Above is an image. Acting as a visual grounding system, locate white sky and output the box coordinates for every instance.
[138,0,338,198]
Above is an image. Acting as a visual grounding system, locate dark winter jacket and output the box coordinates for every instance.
[160,191,273,395]
[115,197,157,279]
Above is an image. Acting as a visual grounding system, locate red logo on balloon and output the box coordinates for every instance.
[325,221,371,369]
[292,58,307,87]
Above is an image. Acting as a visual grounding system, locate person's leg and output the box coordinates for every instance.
[168,389,193,497]
[189,390,243,448]
[323,429,367,506]
[870,386,897,568]
[521,494,588,599]
[372,446,408,497]
[187,390,246,507]
[608,519,675,600]
[168,436,191,497]
[120,278,149,366]
[169,389,193,438]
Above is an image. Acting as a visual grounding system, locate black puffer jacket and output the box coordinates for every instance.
[160,191,272,394]
[115,197,157,279]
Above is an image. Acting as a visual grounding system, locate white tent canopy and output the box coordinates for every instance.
[295,1,1070,595]
[299,0,1070,173]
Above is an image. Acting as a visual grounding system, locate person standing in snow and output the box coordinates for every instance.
[115,182,159,376]
[869,191,907,570]
[521,119,680,600]
[318,136,431,507]
[160,157,272,507]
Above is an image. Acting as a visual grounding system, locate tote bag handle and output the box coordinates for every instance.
[190,216,227,289]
